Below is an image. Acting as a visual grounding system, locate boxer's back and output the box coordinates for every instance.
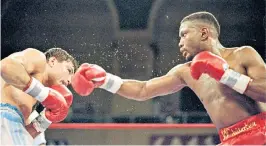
[180,47,266,130]
[1,73,44,121]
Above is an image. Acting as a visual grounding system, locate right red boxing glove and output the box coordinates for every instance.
[24,78,68,122]
[29,84,73,132]
[72,63,123,96]
[50,84,73,108]
[42,84,73,122]
[71,63,106,96]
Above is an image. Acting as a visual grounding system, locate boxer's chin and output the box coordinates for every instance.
[185,55,194,61]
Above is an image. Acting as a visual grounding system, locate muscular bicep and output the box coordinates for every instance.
[9,48,46,74]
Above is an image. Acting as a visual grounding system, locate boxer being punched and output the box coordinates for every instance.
[72,12,266,145]
[1,48,78,145]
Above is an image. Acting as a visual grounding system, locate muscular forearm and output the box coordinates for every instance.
[25,123,41,138]
[1,58,31,90]
[116,76,183,101]
[244,79,266,102]
[117,79,149,101]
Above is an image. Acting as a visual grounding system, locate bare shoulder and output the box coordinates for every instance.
[230,46,262,59]
[224,46,264,65]
[234,46,258,55]
[11,48,47,74]
[223,46,255,55]
[9,48,45,59]
[167,62,190,75]
[23,48,46,58]
[235,46,265,66]
[166,63,189,86]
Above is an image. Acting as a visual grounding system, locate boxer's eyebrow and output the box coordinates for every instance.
[179,31,184,37]
[179,30,186,37]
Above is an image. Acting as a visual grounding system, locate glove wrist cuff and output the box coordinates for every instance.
[28,110,39,122]
[220,69,251,94]
[24,77,48,102]
[32,110,52,133]
[99,73,123,93]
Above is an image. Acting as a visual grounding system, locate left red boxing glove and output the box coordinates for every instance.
[43,85,73,121]
[30,84,73,132]
[190,51,228,80]
[49,84,73,107]
[190,51,251,94]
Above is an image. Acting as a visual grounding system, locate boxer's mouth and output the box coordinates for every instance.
[61,81,68,86]
[182,51,187,57]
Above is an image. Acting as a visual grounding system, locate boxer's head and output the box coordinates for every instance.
[45,48,78,86]
[178,11,220,61]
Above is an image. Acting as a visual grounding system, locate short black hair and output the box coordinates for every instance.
[44,48,79,72]
[181,11,220,36]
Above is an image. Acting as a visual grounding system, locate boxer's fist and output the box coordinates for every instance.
[190,51,251,94]
[84,64,106,87]
[42,84,72,122]
[24,78,70,122]
[29,85,73,132]
[190,51,228,80]
[71,63,106,96]
[50,84,73,107]
[72,63,123,94]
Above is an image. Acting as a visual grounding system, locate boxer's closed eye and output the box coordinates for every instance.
[68,69,72,74]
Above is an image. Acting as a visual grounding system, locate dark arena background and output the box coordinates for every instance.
[1,0,265,145]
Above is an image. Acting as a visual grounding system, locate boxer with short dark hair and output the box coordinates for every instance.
[1,48,77,145]
[72,11,266,145]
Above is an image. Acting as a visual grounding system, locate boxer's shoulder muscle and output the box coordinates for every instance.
[167,63,188,75]
[171,62,191,79]
[235,46,265,65]
[22,48,47,74]
[234,46,266,79]
[9,48,47,74]
[167,63,189,83]
[225,46,257,62]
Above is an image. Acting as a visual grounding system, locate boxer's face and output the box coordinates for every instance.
[178,21,203,61]
[47,57,75,86]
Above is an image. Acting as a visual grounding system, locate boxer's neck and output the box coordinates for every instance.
[206,38,224,57]
[43,64,52,87]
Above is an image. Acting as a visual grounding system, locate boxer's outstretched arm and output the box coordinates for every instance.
[240,47,266,102]
[0,48,46,90]
[117,65,186,101]
[72,63,186,100]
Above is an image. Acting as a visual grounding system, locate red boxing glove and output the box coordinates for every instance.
[24,78,69,122]
[72,63,123,95]
[71,63,106,96]
[29,84,73,132]
[190,51,251,94]
[50,84,73,107]
[41,85,73,123]
[43,84,73,122]
[190,51,228,80]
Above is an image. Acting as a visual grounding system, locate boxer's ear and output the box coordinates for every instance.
[200,27,209,41]
[47,57,58,67]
